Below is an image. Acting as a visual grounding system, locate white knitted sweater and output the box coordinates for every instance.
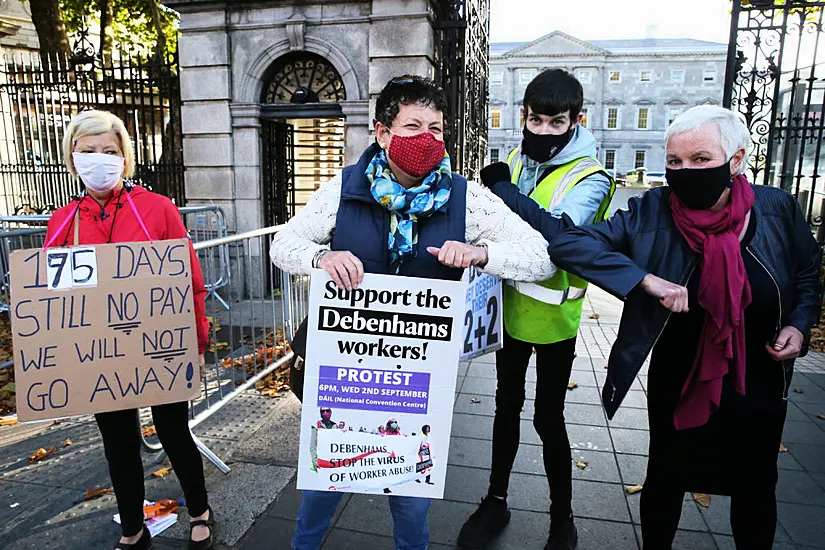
[270,174,557,282]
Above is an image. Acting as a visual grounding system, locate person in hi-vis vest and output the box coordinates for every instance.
[457,69,615,550]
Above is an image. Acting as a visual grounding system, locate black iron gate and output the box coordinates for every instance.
[0,38,184,215]
[431,0,490,182]
[261,119,296,228]
[724,0,825,240]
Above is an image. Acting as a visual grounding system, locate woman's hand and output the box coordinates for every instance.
[766,326,804,361]
[427,242,488,269]
[320,251,364,290]
[640,273,689,313]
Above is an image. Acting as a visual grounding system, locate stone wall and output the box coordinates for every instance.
[175,0,438,238]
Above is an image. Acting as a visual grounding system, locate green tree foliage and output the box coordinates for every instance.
[27,0,178,58]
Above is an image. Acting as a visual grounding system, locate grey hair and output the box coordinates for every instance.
[665,105,751,175]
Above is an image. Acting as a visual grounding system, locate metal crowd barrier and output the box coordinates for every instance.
[166,225,310,472]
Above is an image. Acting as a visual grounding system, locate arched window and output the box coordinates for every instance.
[261,52,347,104]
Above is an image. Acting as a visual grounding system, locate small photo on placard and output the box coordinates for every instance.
[46,248,74,290]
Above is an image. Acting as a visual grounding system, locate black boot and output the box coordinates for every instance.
[115,526,151,550]
[544,515,578,550]
[457,495,511,548]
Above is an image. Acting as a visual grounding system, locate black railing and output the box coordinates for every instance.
[0,43,184,215]
[431,0,490,182]
[724,0,825,241]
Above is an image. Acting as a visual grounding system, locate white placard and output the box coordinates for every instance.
[460,267,503,361]
[297,270,464,498]
[46,248,73,290]
[70,246,98,287]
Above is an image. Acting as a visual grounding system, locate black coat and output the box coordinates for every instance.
[491,182,822,419]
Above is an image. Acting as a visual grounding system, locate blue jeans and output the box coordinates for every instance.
[292,490,430,550]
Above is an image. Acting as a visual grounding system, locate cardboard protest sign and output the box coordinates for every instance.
[297,270,464,498]
[460,267,503,361]
[11,239,201,422]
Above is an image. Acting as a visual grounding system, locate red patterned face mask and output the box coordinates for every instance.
[387,130,446,178]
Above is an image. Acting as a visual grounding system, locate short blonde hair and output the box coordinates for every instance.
[62,110,135,178]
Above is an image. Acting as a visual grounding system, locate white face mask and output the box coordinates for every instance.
[72,152,124,193]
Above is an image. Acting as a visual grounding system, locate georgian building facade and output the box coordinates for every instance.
[488,31,727,175]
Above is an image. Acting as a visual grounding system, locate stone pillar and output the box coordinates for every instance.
[340,100,371,165]
[368,0,436,133]
[229,103,264,234]
[177,8,237,230]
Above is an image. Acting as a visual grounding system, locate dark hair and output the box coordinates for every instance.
[375,75,448,128]
[421,424,430,433]
[523,69,583,120]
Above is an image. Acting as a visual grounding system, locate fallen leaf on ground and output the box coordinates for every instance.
[625,484,643,494]
[779,443,789,453]
[141,425,157,437]
[692,493,711,507]
[152,467,172,478]
[816,414,825,421]
[588,313,601,319]
[260,388,280,398]
[470,396,481,404]
[63,439,72,447]
[83,487,113,500]
[52,420,63,426]
[0,415,17,426]
[567,382,578,390]
[792,387,805,394]
[29,446,57,463]
[574,460,588,470]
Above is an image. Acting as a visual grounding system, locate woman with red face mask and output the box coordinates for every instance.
[270,75,558,550]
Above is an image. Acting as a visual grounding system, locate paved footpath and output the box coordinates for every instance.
[1,288,824,549]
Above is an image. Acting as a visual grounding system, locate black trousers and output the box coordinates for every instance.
[489,330,576,518]
[95,401,209,537]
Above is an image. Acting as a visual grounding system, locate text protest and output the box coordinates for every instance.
[11,239,201,421]
[316,365,431,414]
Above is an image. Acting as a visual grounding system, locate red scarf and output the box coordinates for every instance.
[668,174,755,430]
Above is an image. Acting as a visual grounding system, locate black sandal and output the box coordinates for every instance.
[115,526,151,550]
[188,507,216,550]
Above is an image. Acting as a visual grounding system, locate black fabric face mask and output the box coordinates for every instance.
[522,125,574,164]
[666,160,733,210]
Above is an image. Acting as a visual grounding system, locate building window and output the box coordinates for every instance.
[606,107,619,129]
[671,69,686,83]
[703,69,717,83]
[667,106,683,126]
[490,72,503,85]
[580,107,590,128]
[576,70,592,85]
[609,71,621,83]
[635,150,646,169]
[490,148,500,163]
[604,149,616,170]
[491,108,501,129]
[520,71,535,83]
[640,70,653,83]
[637,107,650,130]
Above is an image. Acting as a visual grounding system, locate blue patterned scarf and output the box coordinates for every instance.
[366,149,452,273]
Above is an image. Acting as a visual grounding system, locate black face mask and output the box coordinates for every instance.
[522,125,574,164]
[666,160,733,210]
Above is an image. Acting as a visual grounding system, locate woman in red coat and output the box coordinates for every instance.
[44,110,215,550]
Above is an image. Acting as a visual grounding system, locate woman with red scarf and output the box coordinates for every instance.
[487,105,822,549]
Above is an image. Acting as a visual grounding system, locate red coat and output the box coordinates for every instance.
[44,186,210,353]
